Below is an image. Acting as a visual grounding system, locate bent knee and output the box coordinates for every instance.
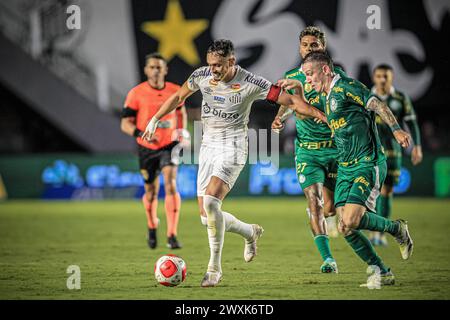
[341,214,359,230]
[203,195,221,214]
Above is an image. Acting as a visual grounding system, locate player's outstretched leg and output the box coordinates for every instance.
[342,203,413,260]
[201,195,225,287]
[199,197,263,263]
[357,211,413,260]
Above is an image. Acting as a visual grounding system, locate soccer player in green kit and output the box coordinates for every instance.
[301,51,414,286]
[272,27,341,274]
[369,64,423,246]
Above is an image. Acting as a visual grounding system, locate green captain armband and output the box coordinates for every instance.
[390,123,401,132]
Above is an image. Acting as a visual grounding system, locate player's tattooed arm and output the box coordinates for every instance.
[366,98,398,128]
[366,97,412,148]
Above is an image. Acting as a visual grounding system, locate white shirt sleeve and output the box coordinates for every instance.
[187,67,210,93]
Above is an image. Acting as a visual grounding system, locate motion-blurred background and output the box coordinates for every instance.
[0,0,449,200]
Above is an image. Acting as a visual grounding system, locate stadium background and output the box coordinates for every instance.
[0,0,449,200]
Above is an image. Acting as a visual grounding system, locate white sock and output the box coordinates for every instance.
[222,211,254,240]
[201,211,253,240]
[203,195,225,274]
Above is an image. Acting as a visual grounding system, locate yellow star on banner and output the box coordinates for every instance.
[141,0,209,66]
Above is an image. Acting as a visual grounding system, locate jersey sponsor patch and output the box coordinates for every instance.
[213,95,226,104]
[244,74,270,89]
[202,102,239,121]
[231,83,240,91]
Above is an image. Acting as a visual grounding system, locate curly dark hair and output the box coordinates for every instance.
[207,39,234,57]
[299,26,326,48]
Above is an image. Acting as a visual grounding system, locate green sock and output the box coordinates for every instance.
[314,235,333,261]
[376,194,392,219]
[344,230,389,274]
[358,211,399,235]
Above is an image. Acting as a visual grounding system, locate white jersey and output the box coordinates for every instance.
[187,65,280,145]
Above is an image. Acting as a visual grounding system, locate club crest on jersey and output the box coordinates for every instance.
[229,93,242,104]
[304,83,313,92]
[389,100,402,111]
[299,174,306,184]
[330,97,338,112]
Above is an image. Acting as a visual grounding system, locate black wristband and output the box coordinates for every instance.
[133,128,143,138]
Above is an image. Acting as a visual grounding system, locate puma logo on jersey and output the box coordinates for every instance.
[354,176,370,187]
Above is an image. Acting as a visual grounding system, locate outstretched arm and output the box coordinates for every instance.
[366,97,411,148]
[276,91,327,123]
[142,82,194,141]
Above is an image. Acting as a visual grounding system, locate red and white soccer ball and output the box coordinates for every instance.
[154,254,187,287]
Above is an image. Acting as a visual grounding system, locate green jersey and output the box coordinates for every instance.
[284,66,345,150]
[324,74,385,168]
[373,86,421,156]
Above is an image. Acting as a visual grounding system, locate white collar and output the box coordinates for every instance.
[327,73,341,100]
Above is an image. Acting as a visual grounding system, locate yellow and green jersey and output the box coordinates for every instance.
[323,74,386,168]
[284,66,345,150]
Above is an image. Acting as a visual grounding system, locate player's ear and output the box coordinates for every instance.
[228,55,236,67]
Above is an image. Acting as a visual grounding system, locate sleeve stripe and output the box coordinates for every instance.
[266,85,281,103]
[121,107,137,118]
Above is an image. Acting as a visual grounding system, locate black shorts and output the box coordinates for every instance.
[138,142,178,184]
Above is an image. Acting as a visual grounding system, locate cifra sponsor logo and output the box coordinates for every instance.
[231,83,241,91]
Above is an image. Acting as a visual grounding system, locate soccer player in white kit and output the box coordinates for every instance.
[143,40,327,287]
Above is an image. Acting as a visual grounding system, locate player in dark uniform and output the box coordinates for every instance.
[370,64,422,246]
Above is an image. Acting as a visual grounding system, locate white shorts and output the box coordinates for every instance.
[197,143,247,196]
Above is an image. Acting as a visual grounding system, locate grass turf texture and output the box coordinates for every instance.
[0,197,449,299]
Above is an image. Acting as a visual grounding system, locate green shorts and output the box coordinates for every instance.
[334,161,387,212]
[294,147,338,191]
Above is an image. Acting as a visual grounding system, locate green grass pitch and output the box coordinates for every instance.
[1,197,449,299]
